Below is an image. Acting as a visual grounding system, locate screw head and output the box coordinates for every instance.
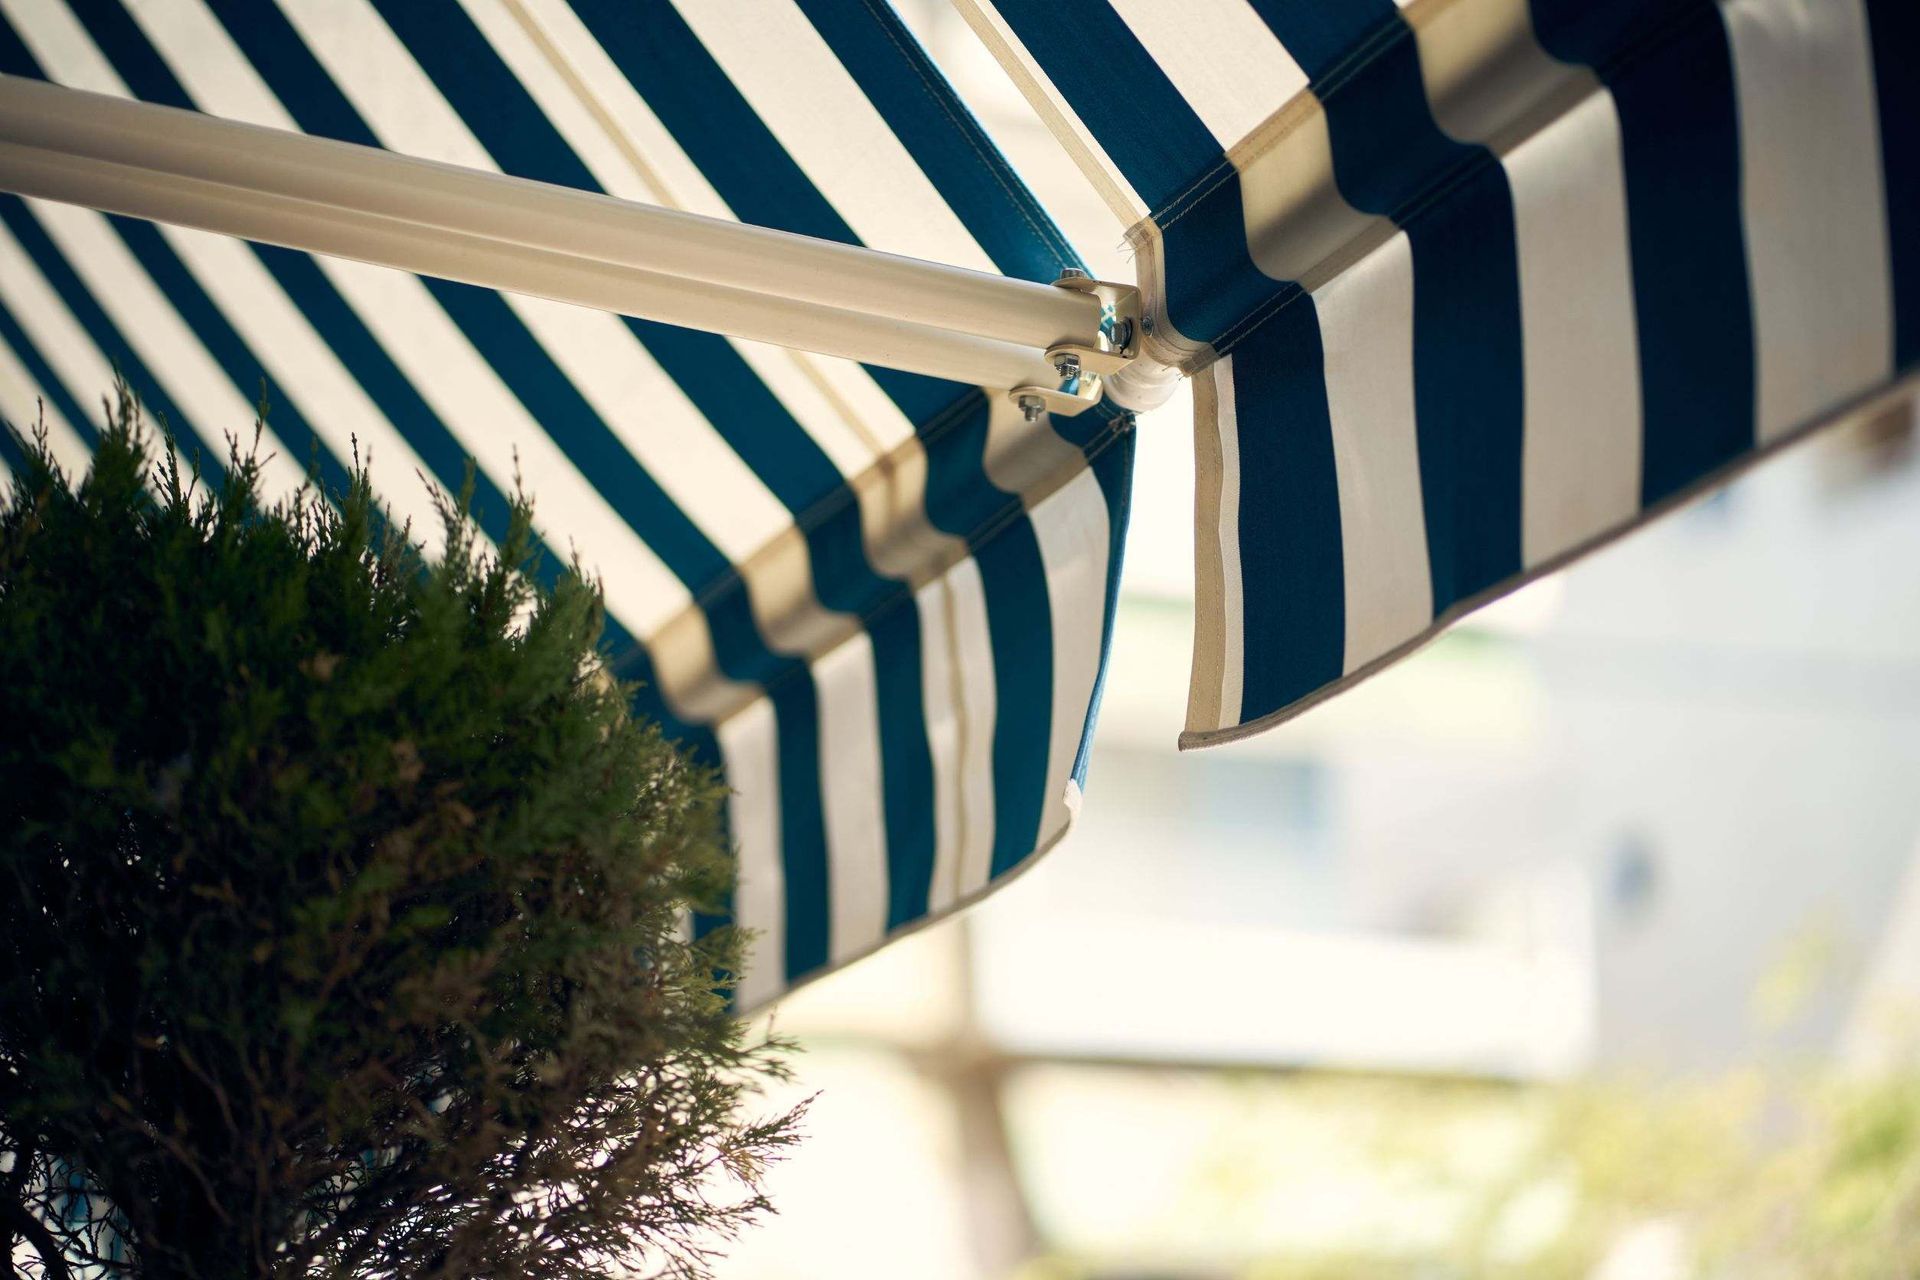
[1057,267,1089,281]
[1018,394,1045,423]
[1052,352,1081,379]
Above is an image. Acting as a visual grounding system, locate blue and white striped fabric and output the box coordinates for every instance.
[962,0,1917,747]
[0,0,1134,1009]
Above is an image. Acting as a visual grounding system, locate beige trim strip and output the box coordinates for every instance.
[1185,362,1229,734]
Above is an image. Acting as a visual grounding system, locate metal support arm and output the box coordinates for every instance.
[0,73,1170,411]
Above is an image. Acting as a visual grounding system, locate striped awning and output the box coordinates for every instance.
[961,0,1916,747]
[0,0,1912,1006]
[0,0,1132,1009]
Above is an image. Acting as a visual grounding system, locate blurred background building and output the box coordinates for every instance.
[705,7,1920,1277]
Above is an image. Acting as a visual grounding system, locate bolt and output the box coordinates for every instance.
[1018,394,1045,423]
[1052,352,1081,380]
[1110,319,1134,351]
[1057,267,1089,281]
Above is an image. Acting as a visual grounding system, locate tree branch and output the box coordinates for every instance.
[0,1197,73,1280]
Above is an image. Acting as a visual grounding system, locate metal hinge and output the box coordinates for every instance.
[1009,268,1142,421]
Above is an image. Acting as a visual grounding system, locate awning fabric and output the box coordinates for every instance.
[1,0,1914,1007]
[0,0,1133,1009]
[961,0,1917,747]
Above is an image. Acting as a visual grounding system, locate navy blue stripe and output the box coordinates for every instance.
[576,0,1086,918]
[910,394,1053,876]
[0,408,26,474]
[1254,0,1525,610]
[1866,0,1919,371]
[33,3,352,495]
[204,0,818,977]
[106,216,354,493]
[23,13,653,692]
[384,0,940,968]
[972,519,1053,878]
[1248,6,1389,74]
[0,195,215,483]
[1531,0,1755,505]
[1249,2,1465,214]
[205,0,381,147]
[207,2,778,671]
[1070,422,1135,792]
[992,0,1213,209]
[796,0,1077,282]
[1401,169,1524,608]
[990,0,1282,350]
[247,248,527,529]
[0,8,203,465]
[562,2,968,421]
[1226,301,1345,727]
[0,293,98,452]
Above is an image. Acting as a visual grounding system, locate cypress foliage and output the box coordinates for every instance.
[0,389,795,1279]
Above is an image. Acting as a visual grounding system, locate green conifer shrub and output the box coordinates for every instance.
[0,390,795,1279]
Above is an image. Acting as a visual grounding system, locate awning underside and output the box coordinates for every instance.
[0,0,1133,1009]
[965,0,1917,748]
[1,0,1915,1008]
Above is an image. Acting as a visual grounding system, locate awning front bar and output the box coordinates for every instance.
[0,73,1161,410]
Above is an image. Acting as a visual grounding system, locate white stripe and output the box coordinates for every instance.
[668,0,996,272]
[125,0,699,647]
[1723,0,1893,441]
[0,0,105,90]
[274,0,493,169]
[276,0,863,668]
[717,697,785,1012]
[309,257,695,640]
[916,571,964,915]
[463,0,961,602]
[1238,105,1385,291]
[25,199,310,502]
[1507,89,1642,566]
[0,219,115,451]
[949,559,1000,899]
[491,296,795,565]
[273,0,798,562]
[949,0,1150,226]
[497,0,734,217]
[454,0,658,205]
[462,0,921,477]
[1212,360,1244,728]
[1108,0,1307,150]
[125,5,462,542]
[0,331,88,478]
[924,556,998,909]
[6,0,310,495]
[1027,467,1113,853]
[152,225,451,551]
[1313,230,1433,674]
[814,632,889,964]
[728,342,899,480]
[983,394,1101,508]
[1401,4,1641,563]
